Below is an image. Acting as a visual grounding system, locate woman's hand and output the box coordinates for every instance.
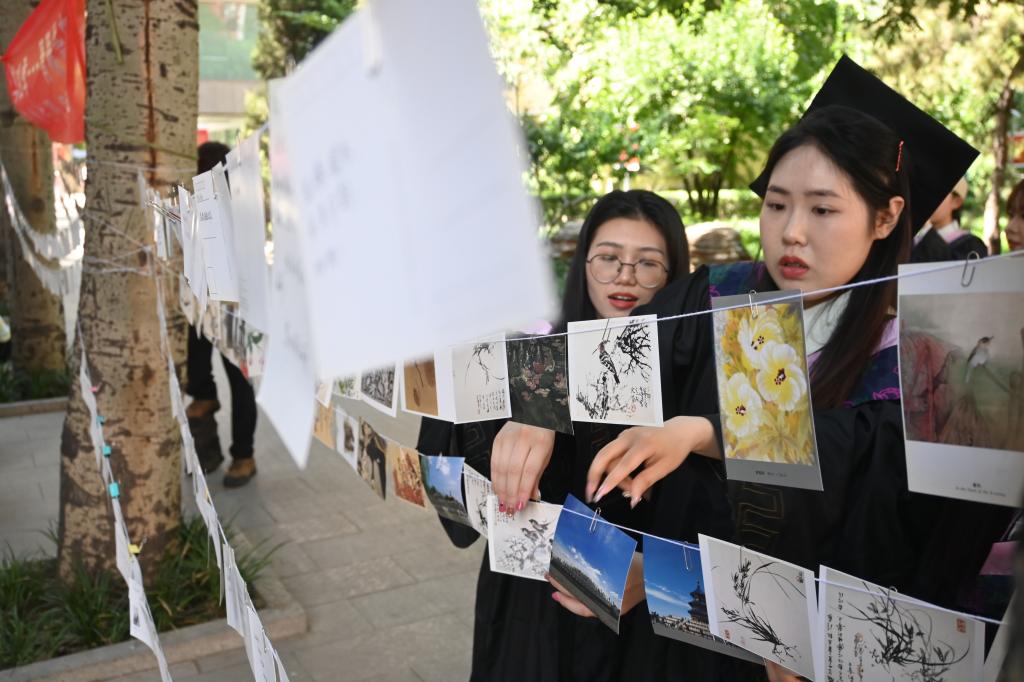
[547,552,645,618]
[490,422,556,513]
[764,661,803,681]
[586,416,719,504]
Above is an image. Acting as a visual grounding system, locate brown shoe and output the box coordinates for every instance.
[223,458,257,488]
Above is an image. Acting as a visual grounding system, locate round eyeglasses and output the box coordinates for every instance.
[586,254,668,289]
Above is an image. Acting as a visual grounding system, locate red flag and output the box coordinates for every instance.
[2,0,86,143]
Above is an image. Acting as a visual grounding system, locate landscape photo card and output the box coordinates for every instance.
[506,333,573,434]
[420,454,470,526]
[642,536,763,664]
[816,565,984,682]
[699,534,818,678]
[486,494,561,581]
[711,291,823,491]
[386,442,428,509]
[451,334,512,423]
[899,258,1024,506]
[567,315,663,427]
[462,463,492,536]
[548,494,637,633]
[357,419,387,499]
[360,364,399,417]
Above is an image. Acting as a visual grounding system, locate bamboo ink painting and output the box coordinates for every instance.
[451,334,512,423]
[567,315,663,427]
[699,534,818,678]
[548,495,637,633]
[506,334,572,433]
[711,291,823,491]
[816,566,983,682]
[486,495,561,581]
[898,259,1024,506]
[360,364,399,417]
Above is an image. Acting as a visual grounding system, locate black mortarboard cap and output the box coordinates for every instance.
[750,55,979,231]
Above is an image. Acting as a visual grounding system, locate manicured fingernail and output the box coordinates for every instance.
[594,487,607,503]
[516,500,524,512]
[499,502,506,513]
[630,496,640,509]
[621,490,632,499]
[551,592,560,601]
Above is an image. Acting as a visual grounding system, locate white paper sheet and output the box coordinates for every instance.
[486,494,560,581]
[192,169,239,302]
[255,79,317,469]
[275,0,555,379]
[451,333,512,424]
[226,132,271,331]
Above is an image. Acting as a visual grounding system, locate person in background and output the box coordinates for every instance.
[919,176,988,260]
[186,141,259,488]
[1005,178,1024,252]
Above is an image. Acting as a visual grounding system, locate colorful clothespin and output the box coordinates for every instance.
[128,543,141,555]
[102,445,112,457]
[108,482,120,498]
[97,415,106,425]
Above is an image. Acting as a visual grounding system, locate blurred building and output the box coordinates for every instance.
[199,0,261,143]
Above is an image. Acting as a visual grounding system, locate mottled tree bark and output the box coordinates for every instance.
[0,0,67,373]
[58,0,198,581]
[982,50,1024,256]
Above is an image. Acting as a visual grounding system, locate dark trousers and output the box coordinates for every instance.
[186,325,256,460]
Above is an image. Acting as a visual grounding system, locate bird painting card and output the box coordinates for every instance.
[699,534,818,678]
[507,334,573,434]
[386,442,428,509]
[486,494,561,581]
[898,258,1024,506]
[242,330,266,380]
[360,364,399,418]
[420,454,470,525]
[816,566,983,682]
[567,315,663,427]
[711,291,823,491]
[403,357,441,418]
[462,463,492,536]
[334,409,359,471]
[548,494,637,633]
[451,334,512,423]
[357,419,388,499]
[312,401,336,449]
[642,536,763,663]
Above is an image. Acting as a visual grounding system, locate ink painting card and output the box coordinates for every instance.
[567,315,663,427]
[420,454,470,526]
[386,442,428,509]
[642,536,763,664]
[898,258,1024,507]
[360,364,399,417]
[312,401,335,450]
[462,463,492,536]
[242,330,266,379]
[334,408,359,471]
[403,357,441,418]
[507,334,573,434]
[817,566,983,682]
[549,494,637,633]
[357,419,388,499]
[335,375,360,400]
[711,291,823,491]
[486,494,561,581]
[451,334,512,423]
[699,534,818,678]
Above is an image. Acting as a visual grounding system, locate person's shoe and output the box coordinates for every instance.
[186,398,220,420]
[223,459,257,488]
[188,413,224,474]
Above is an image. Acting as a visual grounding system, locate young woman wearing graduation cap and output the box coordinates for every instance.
[581,57,1013,679]
[416,190,741,682]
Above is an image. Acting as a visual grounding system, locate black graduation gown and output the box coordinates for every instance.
[948,231,989,261]
[910,227,954,263]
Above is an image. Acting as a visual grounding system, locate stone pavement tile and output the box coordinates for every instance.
[19,412,64,440]
[30,437,63,466]
[349,581,457,631]
[110,659,199,681]
[0,474,46,503]
[352,669,424,682]
[261,489,352,524]
[284,599,373,651]
[415,570,479,620]
[391,541,484,582]
[262,538,318,579]
[0,419,31,444]
[300,517,445,571]
[0,440,41,472]
[337,493,430,532]
[281,556,415,605]
[175,660,260,682]
[0,529,57,559]
[245,512,359,546]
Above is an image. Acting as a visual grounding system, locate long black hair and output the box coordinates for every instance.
[560,190,690,327]
[755,105,912,408]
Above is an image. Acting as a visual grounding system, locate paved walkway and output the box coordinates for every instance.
[0,363,482,682]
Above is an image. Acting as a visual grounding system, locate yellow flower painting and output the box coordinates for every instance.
[713,302,815,466]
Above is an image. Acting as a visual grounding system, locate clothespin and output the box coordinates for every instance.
[97,415,106,425]
[102,444,111,457]
[108,482,120,498]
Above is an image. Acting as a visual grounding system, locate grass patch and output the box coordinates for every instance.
[0,363,71,403]
[0,517,277,670]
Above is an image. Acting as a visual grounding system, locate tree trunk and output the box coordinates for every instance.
[58,0,198,581]
[982,50,1024,256]
[0,0,67,374]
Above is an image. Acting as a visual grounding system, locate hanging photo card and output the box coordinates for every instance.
[548,495,637,633]
[335,375,361,400]
[898,257,1024,506]
[817,566,984,682]
[487,494,561,581]
[275,0,556,381]
[312,402,336,449]
[452,334,512,424]
[420,454,470,525]
[191,169,239,302]
[403,357,440,418]
[360,364,400,418]
[386,442,428,509]
[699,534,818,678]
[226,131,271,331]
[567,315,663,427]
[711,291,823,491]
[462,463,492,536]
[335,408,359,471]
[507,334,573,434]
[242,330,266,379]
[642,536,763,663]
[357,419,388,499]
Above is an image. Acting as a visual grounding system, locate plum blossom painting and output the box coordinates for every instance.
[506,335,572,433]
[711,291,822,491]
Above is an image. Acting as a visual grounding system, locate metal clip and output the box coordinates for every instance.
[961,252,979,288]
[748,290,759,318]
[589,507,602,533]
